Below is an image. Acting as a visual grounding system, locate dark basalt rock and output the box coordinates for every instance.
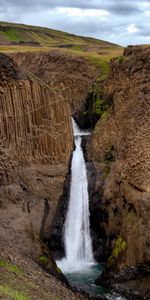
[82,136,110,263]
[46,159,72,259]
[95,262,150,300]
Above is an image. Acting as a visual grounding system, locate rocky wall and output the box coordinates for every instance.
[88,46,150,269]
[0,53,73,258]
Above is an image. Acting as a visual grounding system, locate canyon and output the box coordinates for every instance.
[0,23,150,300]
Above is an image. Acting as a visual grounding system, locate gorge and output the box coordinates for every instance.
[0,22,150,300]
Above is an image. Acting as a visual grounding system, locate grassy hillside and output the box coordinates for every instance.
[0,21,123,59]
[0,21,124,83]
[0,21,118,47]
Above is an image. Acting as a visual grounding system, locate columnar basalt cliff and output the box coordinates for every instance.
[1,42,150,299]
[11,51,101,117]
[88,46,150,294]
[0,53,73,258]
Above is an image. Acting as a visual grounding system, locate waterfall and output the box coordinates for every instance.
[57,118,94,273]
[72,118,90,136]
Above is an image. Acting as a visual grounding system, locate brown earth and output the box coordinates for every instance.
[88,46,150,293]
[0,244,87,300]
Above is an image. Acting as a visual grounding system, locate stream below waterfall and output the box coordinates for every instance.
[57,118,125,300]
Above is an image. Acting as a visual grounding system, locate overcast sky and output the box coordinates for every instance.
[0,0,150,46]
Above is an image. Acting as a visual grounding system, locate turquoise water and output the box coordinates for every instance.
[63,263,126,300]
[64,263,108,297]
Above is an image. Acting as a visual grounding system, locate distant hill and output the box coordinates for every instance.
[0,21,123,70]
[0,21,119,48]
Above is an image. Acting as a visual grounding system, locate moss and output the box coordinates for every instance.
[0,259,24,275]
[118,55,126,64]
[83,93,111,125]
[54,296,61,300]
[107,235,127,268]
[101,111,109,120]
[126,211,135,223]
[0,284,31,300]
[103,164,111,178]
[56,266,62,274]
[95,97,110,118]
[112,236,127,258]
[38,255,49,266]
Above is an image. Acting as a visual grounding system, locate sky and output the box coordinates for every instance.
[0,0,150,46]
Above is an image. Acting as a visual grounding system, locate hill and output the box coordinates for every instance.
[0,21,123,63]
[0,21,118,47]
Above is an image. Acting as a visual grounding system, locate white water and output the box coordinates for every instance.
[72,118,90,136]
[57,118,94,273]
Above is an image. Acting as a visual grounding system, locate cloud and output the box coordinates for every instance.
[127,24,140,33]
[145,11,150,16]
[56,7,109,18]
[0,0,150,46]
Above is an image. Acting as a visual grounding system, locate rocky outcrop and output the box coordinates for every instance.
[0,53,73,259]
[11,50,101,121]
[88,46,150,272]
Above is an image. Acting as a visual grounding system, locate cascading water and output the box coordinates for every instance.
[57,118,94,273]
[57,118,125,299]
[64,136,94,265]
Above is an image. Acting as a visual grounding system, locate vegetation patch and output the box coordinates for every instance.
[54,296,61,300]
[95,97,110,118]
[107,235,127,268]
[38,255,49,266]
[0,285,31,300]
[103,164,111,178]
[0,259,24,275]
[71,44,85,52]
[1,28,21,42]
[118,55,126,64]
[56,266,62,274]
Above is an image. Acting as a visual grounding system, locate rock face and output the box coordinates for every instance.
[11,50,100,119]
[0,53,73,258]
[88,46,150,269]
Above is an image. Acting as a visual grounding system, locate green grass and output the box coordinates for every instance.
[71,44,85,52]
[0,21,122,54]
[0,22,124,69]
[0,21,118,46]
[0,285,31,300]
[118,55,126,64]
[1,28,21,41]
[0,259,25,275]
